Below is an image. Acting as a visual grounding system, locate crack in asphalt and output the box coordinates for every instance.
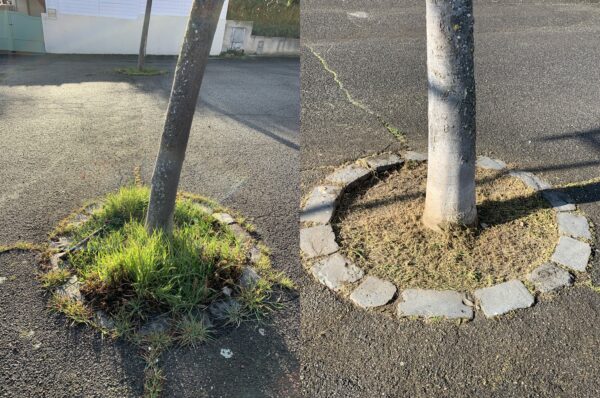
[304,43,407,145]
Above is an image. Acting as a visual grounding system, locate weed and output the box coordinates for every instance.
[0,241,45,253]
[175,315,214,348]
[115,67,167,76]
[48,294,92,326]
[40,269,71,289]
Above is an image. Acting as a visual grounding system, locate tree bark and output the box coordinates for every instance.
[422,0,477,231]
[145,0,225,234]
[137,0,153,71]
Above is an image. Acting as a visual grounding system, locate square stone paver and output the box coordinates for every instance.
[397,289,473,319]
[300,185,343,225]
[557,213,591,240]
[509,171,552,191]
[476,156,507,170]
[213,213,235,224]
[311,253,364,291]
[365,154,404,172]
[404,151,427,161]
[300,225,339,259]
[541,190,576,212]
[528,263,573,293]
[325,164,371,188]
[349,276,397,309]
[551,236,591,272]
[474,280,534,317]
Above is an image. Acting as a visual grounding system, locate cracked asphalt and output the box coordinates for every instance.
[0,55,300,397]
[301,1,600,397]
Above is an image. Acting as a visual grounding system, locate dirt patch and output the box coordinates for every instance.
[335,162,558,291]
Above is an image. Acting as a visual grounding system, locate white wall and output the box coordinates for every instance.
[41,0,228,55]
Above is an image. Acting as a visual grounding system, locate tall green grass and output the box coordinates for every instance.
[228,0,300,38]
[67,186,245,315]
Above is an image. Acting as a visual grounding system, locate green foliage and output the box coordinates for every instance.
[175,315,214,348]
[40,269,71,289]
[115,67,167,76]
[68,185,245,316]
[48,294,92,326]
[228,0,299,38]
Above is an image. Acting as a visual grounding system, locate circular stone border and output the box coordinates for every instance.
[46,196,266,332]
[300,152,594,320]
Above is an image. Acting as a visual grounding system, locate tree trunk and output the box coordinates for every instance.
[422,0,477,231]
[145,0,225,234]
[137,0,153,71]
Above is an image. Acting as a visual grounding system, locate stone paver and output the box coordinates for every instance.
[300,225,339,259]
[229,223,252,242]
[474,280,534,317]
[551,236,591,272]
[365,154,404,172]
[240,266,261,289]
[404,151,427,161]
[557,212,592,240]
[0,276,6,285]
[349,276,397,309]
[300,185,343,225]
[213,213,235,225]
[325,164,371,188]
[56,276,82,301]
[528,263,573,293]
[311,253,364,291]
[477,156,507,170]
[541,190,576,212]
[396,289,473,319]
[509,171,552,191]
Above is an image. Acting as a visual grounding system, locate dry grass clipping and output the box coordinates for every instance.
[336,163,557,291]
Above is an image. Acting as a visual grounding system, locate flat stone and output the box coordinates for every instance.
[229,224,252,242]
[95,310,115,330]
[325,164,371,188]
[541,190,576,212]
[557,213,591,240]
[528,263,573,293]
[397,289,473,319]
[509,171,551,191]
[349,276,396,308]
[240,266,261,289]
[300,225,339,259]
[49,237,73,250]
[311,253,364,291]
[249,246,262,264]
[139,316,171,336]
[364,154,404,172]
[0,276,6,285]
[300,185,343,225]
[208,299,241,319]
[476,156,507,170]
[56,276,82,301]
[213,213,235,224]
[551,236,591,272]
[404,151,427,161]
[474,280,534,317]
[50,252,67,270]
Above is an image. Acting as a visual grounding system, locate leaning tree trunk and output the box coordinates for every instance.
[422,0,477,231]
[137,0,153,71]
[145,0,225,234]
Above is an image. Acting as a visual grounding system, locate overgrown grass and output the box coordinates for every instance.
[40,269,71,289]
[66,186,245,318]
[228,0,300,38]
[49,294,92,326]
[115,67,167,76]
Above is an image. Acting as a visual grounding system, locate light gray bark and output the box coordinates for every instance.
[137,0,153,71]
[422,0,477,231]
[145,0,225,234]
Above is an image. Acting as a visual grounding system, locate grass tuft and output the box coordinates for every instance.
[0,241,45,253]
[40,269,71,289]
[115,67,167,76]
[49,294,92,326]
[175,315,214,348]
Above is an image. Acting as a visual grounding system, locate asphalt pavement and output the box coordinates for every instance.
[301,1,600,397]
[0,55,300,397]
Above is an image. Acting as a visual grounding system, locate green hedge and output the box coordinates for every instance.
[228,0,300,38]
